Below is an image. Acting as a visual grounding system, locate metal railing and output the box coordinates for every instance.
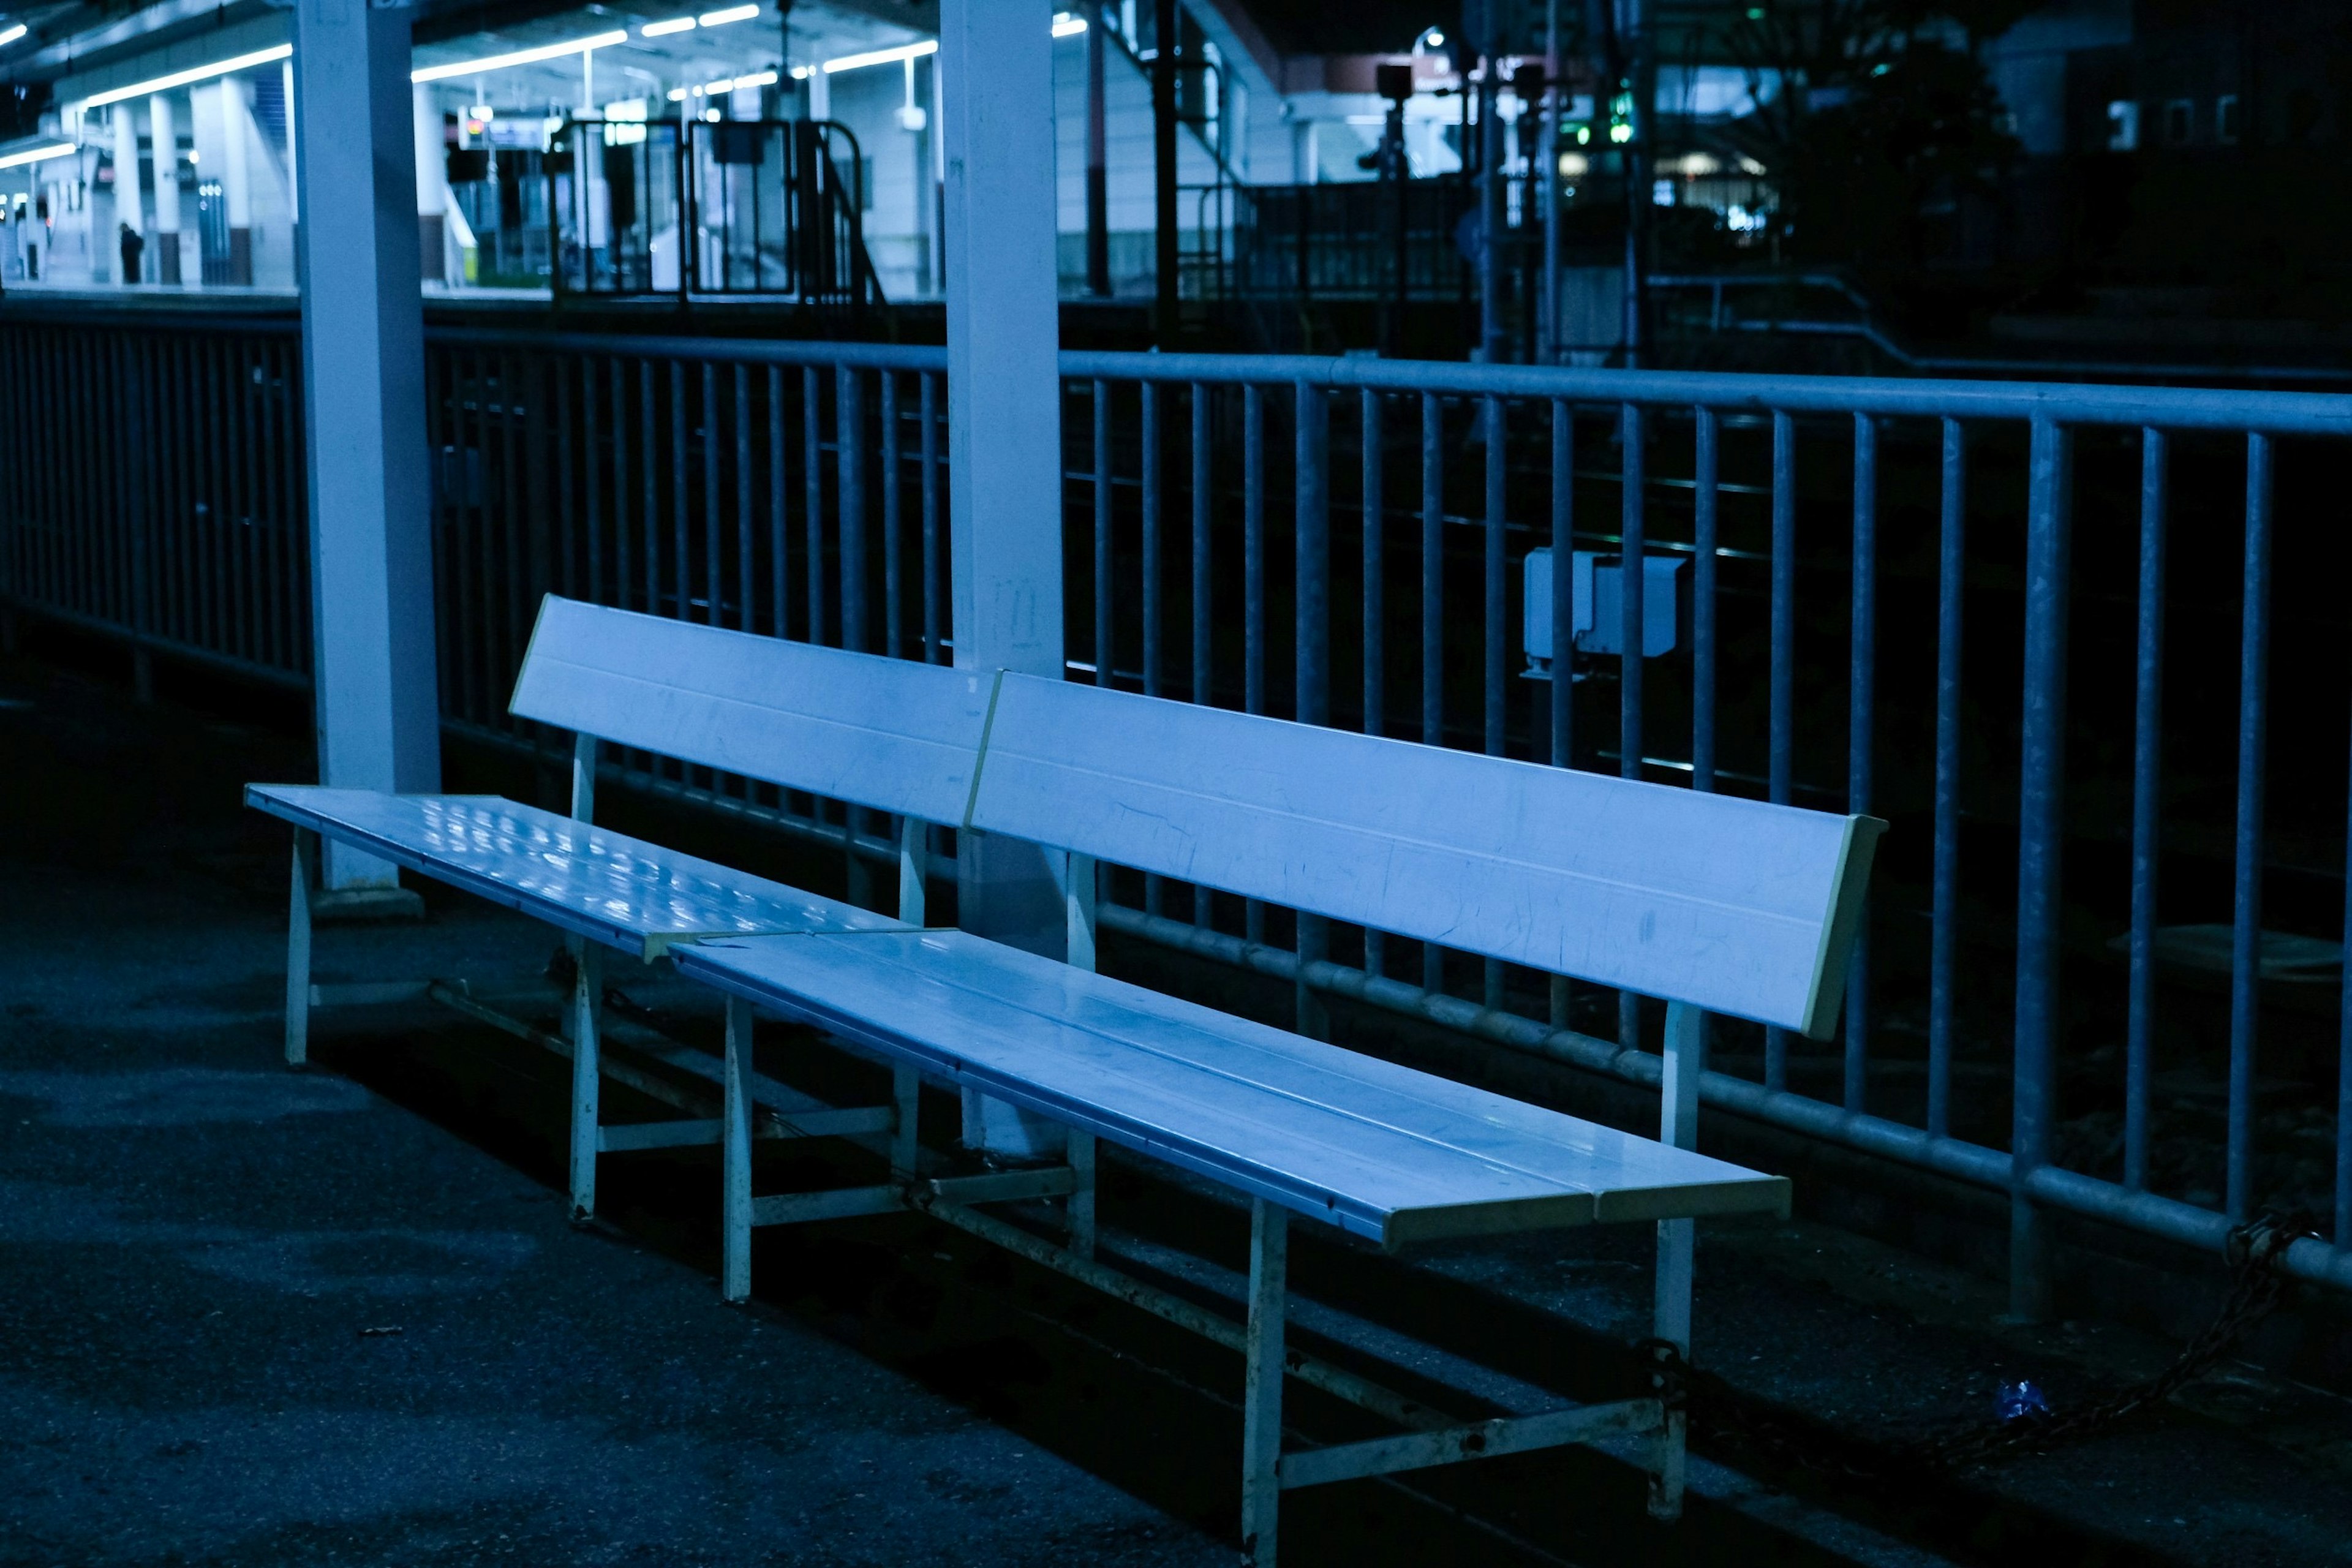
[8,308,2352,1311]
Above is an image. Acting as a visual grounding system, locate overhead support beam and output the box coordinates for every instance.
[292,0,440,897]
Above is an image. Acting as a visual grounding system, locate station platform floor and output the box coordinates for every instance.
[9,636,2352,1567]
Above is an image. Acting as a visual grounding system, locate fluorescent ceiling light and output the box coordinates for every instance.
[78,43,292,110]
[0,24,28,47]
[698,5,759,26]
[412,29,628,84]
[667,67,780,100]
[0,140,74,168]
[822,38,935,74]
[641,15,695,34]
[1051,13,1086,36]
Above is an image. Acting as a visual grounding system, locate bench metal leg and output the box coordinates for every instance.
[890,1063,922,1180]
[568,940,605,1221]
[1066,1129,1096,1260]
[1650,1000,1705,1521]
[898,816,927,927]
[1240,1197,1288,1567]
[722,994,754,1303]
[284,830,316,1068]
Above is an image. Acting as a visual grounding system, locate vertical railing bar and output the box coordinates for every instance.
[1691,405,1717,792]
[839,364,867,653]
[1191,380,1212,930]
[1548,396,1578,1029]
[769,364,788,639]
[1483,393,1507,1014]
[2124,428,2166,1188]
[611,356,631,616]
[1362,388,1385,981]
[1420,391,1444,997]
[1845,412,1877,1115]
[881,368,902,659]
[1295,377,1330,1036]
[1243,382,1265,947]
[703,360,723,628]
[502,350,525,692]
[1243,383,1265,715]
[1142,380,1163,698]
[2226,431,2273,1226]
[473,350,497,722]
[1140,378,1164,917]
[582,357,603,606]
[1094,377,1114,685]
[1765,409,1796,1091]
[1617,401,1645,1052]
[737,363,756,634]
[921,371,941,662]
[804,364,825,645]
[669,360,690,635]
[1928,418,1966,1142]
[557,355,577,603]
[2010,414,2074,1324]
[1190,382,1210,707]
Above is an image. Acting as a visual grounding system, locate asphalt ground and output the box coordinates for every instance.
[10,637,2352,1567]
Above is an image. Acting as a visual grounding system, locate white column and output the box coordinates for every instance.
[942,0,1068,1157]
[111,105,144,284]
[150,94,183,285]
[217,79,254,282]
[413,82,445,282]
[293,0,440,892]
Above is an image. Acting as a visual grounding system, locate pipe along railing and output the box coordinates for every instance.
[7,313,2352,1316]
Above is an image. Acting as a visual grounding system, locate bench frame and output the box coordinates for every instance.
[265,597,1868,1566]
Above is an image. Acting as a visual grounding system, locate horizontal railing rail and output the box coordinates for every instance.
[7,309,2351,1316]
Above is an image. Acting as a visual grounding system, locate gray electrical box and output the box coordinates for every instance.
[1521,549,1686,678]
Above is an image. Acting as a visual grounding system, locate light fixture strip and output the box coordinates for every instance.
[697,5,760,26]
[0,23,28,47]
[77,43,293,110]
[0,140,74,168]
[821,38,937,75]
[410,29,628,85]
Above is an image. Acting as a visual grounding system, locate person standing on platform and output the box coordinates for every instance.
[118,221,145,285]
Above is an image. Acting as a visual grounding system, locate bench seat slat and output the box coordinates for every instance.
[672,930,1788,1248]
[246,786,900,959]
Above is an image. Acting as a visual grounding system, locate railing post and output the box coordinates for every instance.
[2010,416,2073,1322]
[2226,433,2273,1223]
[1295,379,1329,1038]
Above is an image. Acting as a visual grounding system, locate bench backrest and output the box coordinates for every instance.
[508,597,990,827]
[967,673,1881,1040]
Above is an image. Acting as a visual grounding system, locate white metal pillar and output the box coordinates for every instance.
[413,83,445,284]
[216,79,254,284]
[110,106,144,282]
[149,95,183,285]
[293,0,440,895]
[941,0,1068,1156]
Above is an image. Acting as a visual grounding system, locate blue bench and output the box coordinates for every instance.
[250,595,1882,1566]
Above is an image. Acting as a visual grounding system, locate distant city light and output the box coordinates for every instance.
[412,31,628,84]
[78,43,292,110]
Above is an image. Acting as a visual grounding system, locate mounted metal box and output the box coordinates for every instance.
[1522,548,1686,677]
